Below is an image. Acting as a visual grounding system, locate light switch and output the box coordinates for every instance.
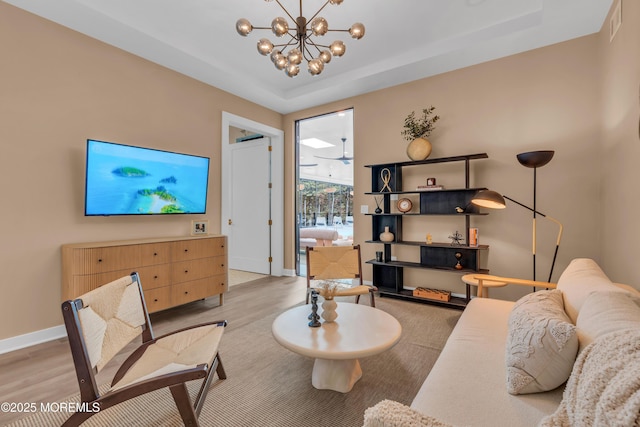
[360,205,369,214]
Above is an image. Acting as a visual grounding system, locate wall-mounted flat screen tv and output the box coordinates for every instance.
[85,139,210,216]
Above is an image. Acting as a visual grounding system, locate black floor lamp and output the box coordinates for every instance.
[471,151,561,283]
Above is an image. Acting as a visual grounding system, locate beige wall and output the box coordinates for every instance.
[285,30,615,300]
[600,0,640,285]
[0,3,281,341]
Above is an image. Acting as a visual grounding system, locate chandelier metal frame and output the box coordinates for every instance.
[236,0,365,77]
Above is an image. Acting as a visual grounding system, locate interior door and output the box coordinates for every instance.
[223,137,271,274]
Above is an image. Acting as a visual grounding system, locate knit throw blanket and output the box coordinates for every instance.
[539,329,640,427]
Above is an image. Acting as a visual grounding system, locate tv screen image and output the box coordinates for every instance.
[85,139,210,216]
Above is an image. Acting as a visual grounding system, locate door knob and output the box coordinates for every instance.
[228,219,232,225]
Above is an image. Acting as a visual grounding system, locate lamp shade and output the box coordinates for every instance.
[516,150,554,168]
[471,190,506,209]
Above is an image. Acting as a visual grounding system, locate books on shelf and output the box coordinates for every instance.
[416,185,444,191]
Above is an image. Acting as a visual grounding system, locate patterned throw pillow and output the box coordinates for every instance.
[506,289,578,395]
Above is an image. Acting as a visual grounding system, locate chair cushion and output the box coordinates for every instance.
[576,291,640,353]
[111,323,224,391]
[505,290,578,395]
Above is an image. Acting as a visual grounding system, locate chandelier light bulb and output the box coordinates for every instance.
[308,58,325,75]
[257,38,274,55]
[330,40,346,57]
[285,63,300,77]
[310,17,328,36]
[273,54,287,70]
[271,17,289,37]
[319,50,332,63]
[270,49,282,63]
[329,0,344,4]
[287,48,303,65]
[235,18,253,36]
[349,22,365,39]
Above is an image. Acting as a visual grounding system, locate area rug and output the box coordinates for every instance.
[7,297,460,427]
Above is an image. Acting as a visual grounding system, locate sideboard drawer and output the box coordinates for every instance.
[171,279,210,306]
[171,257,225,284]
[139,242,171,266]
[136,264,171,290]
[144,286,172,313]
[70,246,141,274]
[171,237,226,262]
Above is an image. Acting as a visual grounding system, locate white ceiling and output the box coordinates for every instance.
[5,0,612,114]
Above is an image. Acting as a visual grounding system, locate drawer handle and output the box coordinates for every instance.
[98,259,102,263]
[184,249,189,253]
[184,270,189,274]
[221,264,225,267]
[184,291,189,295]
[154,275,158,279]
[154,298,158,302]
[154,252,158,256]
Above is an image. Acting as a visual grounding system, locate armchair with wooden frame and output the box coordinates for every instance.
[61,272,227,427]
[305,244,377,307]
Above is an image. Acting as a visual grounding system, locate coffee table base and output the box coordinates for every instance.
[312,358,362,393]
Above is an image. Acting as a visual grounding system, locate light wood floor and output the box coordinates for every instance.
[0,275,307,425]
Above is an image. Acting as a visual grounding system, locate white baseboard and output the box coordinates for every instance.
[282,269,296,277]
[0,325,66,355]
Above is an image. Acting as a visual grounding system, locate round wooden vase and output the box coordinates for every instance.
[406,137,432,161]
[380,226,394,242]
[321,298,338,323]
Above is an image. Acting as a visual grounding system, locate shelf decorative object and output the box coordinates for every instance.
[374,196,383,214]
[402,106,440,161]
[455,252,463,270]
[380,226,394,242]
[449,231,464,246]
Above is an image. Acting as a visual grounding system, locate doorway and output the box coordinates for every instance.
[221,112,284,277]
[296,109,354,276]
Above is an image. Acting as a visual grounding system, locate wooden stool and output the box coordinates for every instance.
[462,274,508,299]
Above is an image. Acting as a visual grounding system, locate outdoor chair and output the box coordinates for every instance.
[315,216,327,226]
[61,272,227,427]
[305,244,377,306]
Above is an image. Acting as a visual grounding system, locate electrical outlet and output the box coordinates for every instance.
[360,205,369,214]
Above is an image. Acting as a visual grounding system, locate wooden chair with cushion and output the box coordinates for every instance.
[61,272,227,427]
[305,244,377,307]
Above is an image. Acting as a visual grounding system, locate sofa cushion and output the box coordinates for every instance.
[556,258,625,324]
[506,290,578,395]
[576,291,640,353]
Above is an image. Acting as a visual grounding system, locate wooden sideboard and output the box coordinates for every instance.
[62,235,228,313]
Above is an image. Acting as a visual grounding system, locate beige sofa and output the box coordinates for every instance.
[364,258,640,427]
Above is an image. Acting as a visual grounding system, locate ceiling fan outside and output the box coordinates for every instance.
[314,137,353,164]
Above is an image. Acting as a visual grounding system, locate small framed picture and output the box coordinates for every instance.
[426,177,436,186]
[191,220,209,236]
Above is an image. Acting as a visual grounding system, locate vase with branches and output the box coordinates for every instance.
[402,106,440,161]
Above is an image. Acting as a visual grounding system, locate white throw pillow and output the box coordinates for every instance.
[576,291,640,353]
[506,290,579,395]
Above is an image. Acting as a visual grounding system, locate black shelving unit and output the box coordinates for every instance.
[365,153,489,309]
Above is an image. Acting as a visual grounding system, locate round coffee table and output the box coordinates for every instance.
[272,303,402,393]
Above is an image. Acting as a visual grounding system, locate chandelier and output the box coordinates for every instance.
[236,0,365,78]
